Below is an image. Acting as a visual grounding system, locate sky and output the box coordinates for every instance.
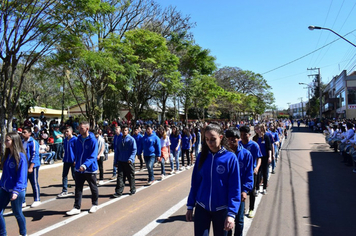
[156,0,356,110]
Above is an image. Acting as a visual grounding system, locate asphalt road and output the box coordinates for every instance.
[3,125,355,236]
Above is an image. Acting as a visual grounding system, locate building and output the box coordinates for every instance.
[322,70,356,119]
[289,102,307,119]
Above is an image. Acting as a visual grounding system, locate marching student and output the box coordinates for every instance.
[0,132,28,236]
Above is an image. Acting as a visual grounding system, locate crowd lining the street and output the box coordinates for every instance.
[0,113,291,236]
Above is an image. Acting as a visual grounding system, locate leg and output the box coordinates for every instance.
[115,161,125,195]
[62,162,71,193]
[181,150,185,167]
[0,188,11,236]
[211,209,229,236]
[234,201,245,236]
[98,156,104,180]
[174,150,180,171]
[74,172,86,209]
[10,190,27,236]
[169,153,174,171]
[126,162,136,193]
[194,204,211,236]
[86,173,99,206]
[28,166,41,202]
[186,150,191,166]
[161,158,166,176]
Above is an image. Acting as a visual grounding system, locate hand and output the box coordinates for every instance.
[241,192,247,202]
[79,166,85,172]
[128,160,131,164]
[186,209,193,222]
[224,216,235,231]
[28,167,33,173]
[253,168,258,175]
[268,157,272,164]
[11,193,18,201]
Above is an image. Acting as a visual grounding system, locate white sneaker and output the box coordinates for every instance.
[248,210,255,218]
[179,167,185,171]
[66,208,81,216]
[89,205,98,213]
[31,201,42,208]
[186,165,191,170]
[262,189,267,195]
[22,202,27,208]
[170,170,175,175]
[161,174,165,180]
[99,180,105,185]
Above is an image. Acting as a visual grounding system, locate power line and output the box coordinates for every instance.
[262,28,356,75]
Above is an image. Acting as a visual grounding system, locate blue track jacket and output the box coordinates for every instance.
[0,152,28,195]
[142,133,161,157]
[75,132,98,173]
[187,147,241,218]
[23,136,40,168]
[235,144,254,194]
[113,133,123,162]
[132,133,143,156]
[114,134,137,163]
[63,136,77,163]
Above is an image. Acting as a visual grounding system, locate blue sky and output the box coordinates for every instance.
[157,0,356,110]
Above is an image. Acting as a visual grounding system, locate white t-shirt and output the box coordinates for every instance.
[161,136,170,148]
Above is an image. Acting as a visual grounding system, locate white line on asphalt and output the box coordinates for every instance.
[29,167,187,236]
[133,197,188,236]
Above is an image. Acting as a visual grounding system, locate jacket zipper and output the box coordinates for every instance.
[209,153,215,211]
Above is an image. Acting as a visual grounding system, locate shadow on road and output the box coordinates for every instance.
[309,151,356,236]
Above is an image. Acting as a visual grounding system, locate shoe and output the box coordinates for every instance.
[98,180,105,185]
[89,205,98,213]
[113,193,122,198]
[248,210,255,218]
[50,159,54,164]
[66,208,81,216]
[129,190,136,195]
[161,174,165,180]
[110,175,117,180]
[179,167,185,171]
[271,170,275,174]
[147,180,155,186]
[22,202,27,208]
[186,165,191,170]
[57,191,71,198]
[353,169,356,173]
[254,190,259,197]
[262,189,267,195]
[31,201,42,208]
[170,170,175,175]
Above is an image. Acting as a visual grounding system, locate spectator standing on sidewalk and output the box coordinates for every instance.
[21,126,42,208]
[142,125,161,185]
[53,125,64,161]
[113,125,137,197]
[0,132,28,236]
[66,121,99,216]
[226,128,254,236]
[58,126,77,198]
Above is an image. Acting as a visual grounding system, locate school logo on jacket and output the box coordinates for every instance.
[216,165,225,174]
[9,162,16,169]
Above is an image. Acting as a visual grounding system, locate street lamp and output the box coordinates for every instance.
[308,25,356,47]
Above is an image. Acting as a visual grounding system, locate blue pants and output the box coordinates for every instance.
[62,162,75,192]
[169,149,179,171]
[28,166,40,202]
[144,156,155,181]
[194,204,228,236]
[40,152,55,163]
[0,188,26,236]
[160,158,166,175]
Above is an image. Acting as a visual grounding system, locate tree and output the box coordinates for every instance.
[118,29,180,124]
[0,0,95,156]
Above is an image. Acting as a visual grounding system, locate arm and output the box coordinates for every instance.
[81,138,98,171]
[129,137,137,163]
[97,139,105,159]
[12,154,28,199]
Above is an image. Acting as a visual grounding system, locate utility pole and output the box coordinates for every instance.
[307,68,322,119]
[299,97,304,119]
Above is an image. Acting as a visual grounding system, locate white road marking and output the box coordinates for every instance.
[133,197,188,236]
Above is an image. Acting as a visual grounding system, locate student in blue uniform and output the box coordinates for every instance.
[0,132,28,236]
[186,123,241,236]
[226,129,254,236]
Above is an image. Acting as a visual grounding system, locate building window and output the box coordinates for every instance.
[348,87,356,105]
[339,90,346,107]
